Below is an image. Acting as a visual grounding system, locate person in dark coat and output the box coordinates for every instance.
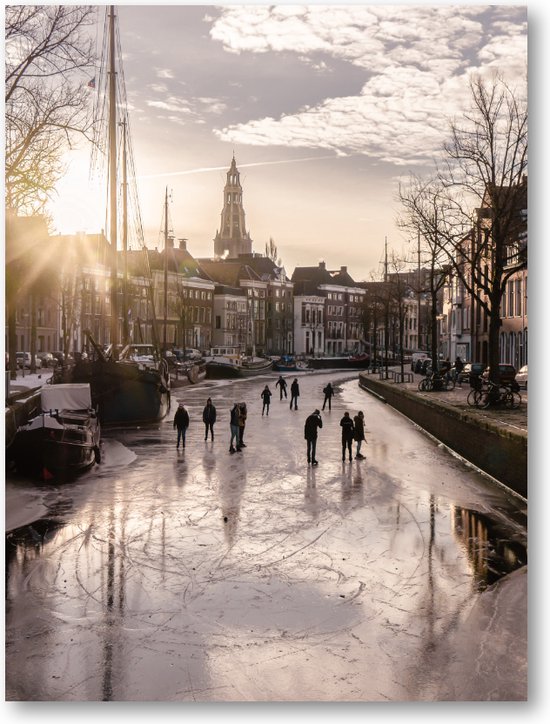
[238,402,247,447]
[229,403,241,453]
[173,402,190,449]
[261,385,272,416]
[340,411,355,462]
[275,375,288,400]
[322,382,334,411]
[304,409,322,465]
[353,410,366,459]
[290,378,300,410]
[202,397,216,441]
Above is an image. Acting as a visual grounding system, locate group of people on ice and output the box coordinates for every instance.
[173,378,366,462]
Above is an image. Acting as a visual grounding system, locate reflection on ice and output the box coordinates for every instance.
[5,373,527,701]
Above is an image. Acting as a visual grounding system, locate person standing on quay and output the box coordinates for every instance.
[276,375,288,400]
[238,402,247,448]
[290,378,300,410]
[304,409,322,465]
[340,411,355,462]
[353,410,366,459]
[261,385,272,416]
[202,397,216,441]
[322,382,334,411]
[229,403,241,453]
[174,402,190,449]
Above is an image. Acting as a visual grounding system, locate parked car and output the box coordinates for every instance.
[16,352,41,369]
[419,358,433,376]
[515,364,528,390]
[37,352,58,368]
[482,363,516,385]
[52,351,74,366]
[411,351,430,373]
[458,361,485,384]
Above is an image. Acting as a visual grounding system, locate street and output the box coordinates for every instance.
[5,371,527,701]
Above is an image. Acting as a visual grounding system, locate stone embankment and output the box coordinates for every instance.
[359,370,527,498]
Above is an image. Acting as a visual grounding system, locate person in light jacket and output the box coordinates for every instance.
[174,402,190,449]
[202,397,217,441]
[229,403,241,453]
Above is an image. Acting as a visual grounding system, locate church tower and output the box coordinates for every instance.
[213,155,253,258]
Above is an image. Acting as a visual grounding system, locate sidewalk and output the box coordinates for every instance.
[369,368,527,435]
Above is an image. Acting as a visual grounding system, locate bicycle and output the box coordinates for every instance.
[418,372,455,392]
[477,380,522,409]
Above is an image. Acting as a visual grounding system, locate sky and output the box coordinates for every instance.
[47,1,528,282]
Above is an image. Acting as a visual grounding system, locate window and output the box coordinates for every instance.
[515,279,522,316]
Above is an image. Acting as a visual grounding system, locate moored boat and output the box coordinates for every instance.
[272,355,298,372]
[204,346,273,379]
[57,334,170,426]
[308,354,371,370]
[8,383,100,481]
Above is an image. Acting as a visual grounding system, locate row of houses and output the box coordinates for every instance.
[6,158,528,369]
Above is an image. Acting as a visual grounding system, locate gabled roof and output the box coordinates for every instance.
[291,265,333,286]
[197,259,263,287]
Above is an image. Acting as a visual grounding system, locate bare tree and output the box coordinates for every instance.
[5,4,96,214]
[399,75,527,384]
[265,237,282,266]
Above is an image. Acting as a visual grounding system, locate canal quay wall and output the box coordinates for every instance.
[358,372,527,498]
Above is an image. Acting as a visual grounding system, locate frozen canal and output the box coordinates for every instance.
[5,371,527,701]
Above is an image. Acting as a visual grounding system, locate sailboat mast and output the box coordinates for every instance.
[122,119,129,346]
[163,186,168,351]
[108,5,118,351]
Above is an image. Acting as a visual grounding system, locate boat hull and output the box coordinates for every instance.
[56,360,170,426]
[308,356,371,370]
[205,359,273,379]
[9,413,100,481]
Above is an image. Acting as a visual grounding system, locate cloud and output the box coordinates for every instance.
[156,68,175,79]
[209,5,527,166]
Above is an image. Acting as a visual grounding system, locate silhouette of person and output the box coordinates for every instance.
[276,375,288,400]
[261,385,272,416]
[304,409,322,465]
[202,397,216,441]
[290,378,300,410]
[322,382,334,411]
[340,411,355,462]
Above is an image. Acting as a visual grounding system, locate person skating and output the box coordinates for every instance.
[173,402,190,449]
[353,410,366,459]
[238,402,247,447]
[229,403,241,453]
[275,375,288,400]
[202,397,217,441]
[304,409,323,465]
[261,385,272,416]
[340,411,355,462]
[290,378,300,410]
[322,382,334,411]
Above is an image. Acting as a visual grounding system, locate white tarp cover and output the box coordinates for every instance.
[41,384,92,412]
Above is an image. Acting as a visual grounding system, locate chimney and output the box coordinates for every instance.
[179,238,187,251]
[319,261,326,270]
[341,265,347,273]
[167,235,175,249]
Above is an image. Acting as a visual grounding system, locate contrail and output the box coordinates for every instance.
[137,154,341,180]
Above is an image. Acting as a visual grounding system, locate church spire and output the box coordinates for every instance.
[213,156,253,258]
